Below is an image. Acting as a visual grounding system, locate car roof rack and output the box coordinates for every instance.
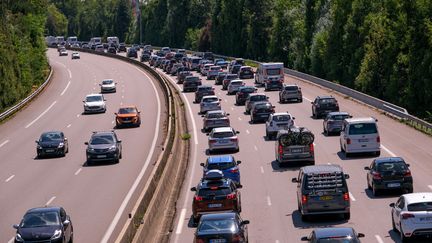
[204,170,224,180]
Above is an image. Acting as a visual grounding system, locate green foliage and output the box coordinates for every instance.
[46,4,68,36]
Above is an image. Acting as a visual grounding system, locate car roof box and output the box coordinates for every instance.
[204,170,224,180]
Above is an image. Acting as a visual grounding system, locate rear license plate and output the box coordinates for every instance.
[320,196,333,201]
[218,140,229,144]
[291,148,302,153]
[208,203,222,208]
[97,155,107,158]
[387,183,401,188]
[358,139,369,142]
[210,239,226,243]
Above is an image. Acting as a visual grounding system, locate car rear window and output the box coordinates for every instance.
[377,162,407,172]
[317,237,357,243]
[250,95,267,101]
[186,77,199,82]
[198,87,212,91]
[330,114,350,120]
[348,123,378,135]
[231,81,243,86]
[407,202,432,211]
[203,97,218,103]
[198,219,237,232]
[207,113,225,119]
[273,115,291,122]
[240,87,255,93]
[210,66,220,70]
[318,98,337,104]
[207,162,236,170]
[284,86,298,91]
[305,172,346,190]
[266,68,281,75]
[212,132,234,138]
[227,75,238,79]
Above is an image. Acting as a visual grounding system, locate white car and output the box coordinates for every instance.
[390,192,432,242]
[200,95,221,114]
[99,79,117,93]
[83,94,106,114]
[265,112,295,139]
[227,79,244,95]
[59,49,68,56]
[201,63,214,76]
[207,127,240,153]
[71,52,80,59]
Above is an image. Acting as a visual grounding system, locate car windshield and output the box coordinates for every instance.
[273,115,290,122]
[21,212,60,228]
[90,135,114,145]
[210,66,220,70]
[40,133,62,142]
[241,67,252,71]
[118,107,137,114]
[377,162,407,172]
[207,113,225,119]
[102,80,113,85]
[250,95,266,101]
[198,219,237,232]
[198,187,232,197]
[86,96,102,102]
[207,162,236,170]
[348,123,378,135]
[407,202,432,211]
[227,75,238,79]
[330,114,350,120]
[317,237,357,243]
[266,68,281,75]
[203,98,218,103]
[212,132,234,138]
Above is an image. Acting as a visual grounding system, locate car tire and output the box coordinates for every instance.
[299,98,303,103]
[375,151,381,156]
[344,149,350,158]
[69,233,73,243]
[372,185,380,196]
[406,187,413,193]
[266,130,270,139]
[400,226,409,242]
[367,179,372,190]
[343,212,350,220]
[86,160,92,166]
[312,110,316,119]
[324,127,328,136]
[392,215,398,232]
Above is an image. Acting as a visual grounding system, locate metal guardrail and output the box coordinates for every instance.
[0,66,53,122]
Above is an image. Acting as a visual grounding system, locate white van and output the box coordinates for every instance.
[339,117,380,157]
[255,62,284,91]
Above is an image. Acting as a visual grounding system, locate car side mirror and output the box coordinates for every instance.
[200,163,204,167]
[84,142,89,145]
[114,113,118,115]
[82,100,85,103]
[35,140,39,143]
[292,117,295,120]
[389,202,395,207]
[407,164,410,167]
[291,178,298,183]
[272,106,276,108]
[206,133,210,136]
[236,131,240,134]
[237,160,241,164]
[358,233,365,238]
[242,220,250,225]
[63,220,70,226]
[190,187,197,192]
[237,184,243,189]
[104,99,107,101]
[301,236,309,241]
[13,224,19,229]
[99,84,101,86]
[64,138,68,141]
[226,113,230,116]
[117,140,122,143]
[349,115,353,118]
[344,174,350,179]
[364,166,370,170]
[311,102,313,104]
[219,99,222,101]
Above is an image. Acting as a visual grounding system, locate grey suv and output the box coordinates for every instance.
[292,164,351,221]
[85,131,122,164]
[279,84,302,103]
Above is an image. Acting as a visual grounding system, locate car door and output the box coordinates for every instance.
[60,208,71,240]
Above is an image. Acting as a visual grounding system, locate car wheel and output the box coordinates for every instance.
[61,149,66,157]
[266,130,270,139]
[279,96,284,104]
[324,126,328,136]
[299,98,303,103]
[69,233,73,243]
[344,148,350,157]
[367,179,372,190]
[312,110,316,119]
[375,151,381,156]
[37,153,41,159]
[406,187,413,193]
[343,212,350,220]
[86,160,92,166]
[372,184,380,196]
[392,215,398,232]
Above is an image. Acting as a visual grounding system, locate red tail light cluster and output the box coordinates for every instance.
[232,234,241,242]
[227,193,237,200]
[230,138,238,142]
[376,136,380,143]
[402,213,415,220]
[209,140,217,144]
[301,195,308,204]
[404,170,412,177]
[196,239,205,243]
[230,168,239,173]
[372,171,382,180]
[309,143,314,153]
[346,138,351,145]
[278,145,283,155]
[194,195,203,201]
[343,192,350,201]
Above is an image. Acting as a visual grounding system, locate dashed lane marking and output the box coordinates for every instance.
[267,196,272,206]
[67,69,72,79]
[254,145,258,151]
[428,185,432,190]
[25,101,57,128]
[5,175,15,182]
[349,192,356,201]
[375,235,384,243]
[46,196,56,206]
[74,168,82,176]
[66,124,71,128]
[246,130,250,134]
[175,208,187,234]
[382,145,397,157]
[77,114,80,118]
[0,140,9,148]
[238,117,242,121]
[260,166,264,174]
[303,96,312,102]
[60,81,71,96]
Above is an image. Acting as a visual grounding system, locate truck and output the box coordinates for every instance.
[255,62,284,91]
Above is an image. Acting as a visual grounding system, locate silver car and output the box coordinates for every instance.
[323,112,351,135]
[207,65,222,80]
[202,110,230,132]
[99,79,117,93]
[200,95,221,114]
[207,127,240,153]
[227,79,245,95]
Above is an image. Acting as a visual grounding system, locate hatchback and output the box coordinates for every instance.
[200,96,221,114]
[365,157,413,196]
[36,131,69,158]
[222,74,239,90]
[207,127,240,153]
[215,72,227,85]
[245,93,268,114]
[311,96,340,119]
[250,101,275,123]
[301,227,365,243]
[235,86,257,105]
[202,110,230,132]
[183,76,202,92]
[194,212,249,243]
[207,65,223,80]
[323,111,351,135]
[201,155,241,184]
[227,79,245,95]
[238,66,254,79]
[195,85,215,103]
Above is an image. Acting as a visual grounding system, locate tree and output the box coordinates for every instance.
[114,0,132,42]
[46,3,68,36]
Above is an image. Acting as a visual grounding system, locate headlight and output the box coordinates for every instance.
[58,142,64,148]
[37,145,42,149]
[51,229,62,240]
[84,103,89,107]
[15,233,24,242]
[108,146,116,151]
[87,148,95,152]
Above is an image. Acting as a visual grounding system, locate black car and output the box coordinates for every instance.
[177,71,192,84]
[364,157,413,196]
[13,207,73,243]
[36,131,69,158]
[311,96,340,119]
[107,46,117,54]
[236,86,257,105]
[85,131,122,164]
[118,43,127,52]
[194,212,249,243]
[230,64,242,74]
[301,227,364,243]
[250,101,275,123]
[215,72,227,85]
[195,85,215,103]
[140,52,151,62]
[127,48,138,58]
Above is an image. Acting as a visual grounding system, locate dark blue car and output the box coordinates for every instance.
[200,155,241,184]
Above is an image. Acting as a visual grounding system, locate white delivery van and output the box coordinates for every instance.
[339,117,380,157]
[255,62,284,91]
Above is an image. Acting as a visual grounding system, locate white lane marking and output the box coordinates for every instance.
[112,120,115,124]
[175,208,187,234]
[428,185,432,190]
[254,145,258,151]
[66,124,71,128]
[303,96,312,102]
[101,66,162,243]
[77,114,80,118]
[74,168,82,176]
[276,241,280,243]
[55,61,66,68]
[25,101,57,128]
[67,69,72,79]
[60,81,71,96]
[267,196,272,206]
[5,175,15,182]
[260,166,264,174]
[0,140,10,148]
[8,237,14,243]
[121,95,124,99]
[231,107,234,110]
[218,92,221,95]
[46,196,56,206]
[382,145,397,157]
[120,102,123,106]
[238,117,242,121]
[224,99,227,103]
[375,235,384,243]
[246,130,250,134]
[93,87,96,90]
[349,192,356,201]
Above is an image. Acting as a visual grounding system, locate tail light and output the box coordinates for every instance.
[343,192,350,201]
[230,138,238,142]
[230,168,239,173]
[309,143,314,153]
[402,213,415,220]
[372,171,382,180]
[232,234,241,242]
[227,193,237,200]
[346,138,351,145]
[404,170,412,177]
[301,195,308,204]
[376,136,380,143]
[278,145,283,155]
[196,239,205,243]
[194,195,203,201]
[209,139,217,144]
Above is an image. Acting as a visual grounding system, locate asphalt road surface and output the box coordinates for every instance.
[0,49,167,243]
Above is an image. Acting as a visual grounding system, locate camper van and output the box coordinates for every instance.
[66,36,78,46]
[255,62,284,91]
[89,37,102,46]
[107,36,119,47]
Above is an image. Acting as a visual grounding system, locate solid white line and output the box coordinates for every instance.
[254,145,258,151]
[382,145,397,157]
[5,175,15,182]
[0,140,9,148]
[303,96,312,102]
[267,196,272,206]
[46,196,56,206]
[66,124,71,128]
[428,185,432,190]
[175,208,187,234]
[25,101,57,128]
[349,192,356,201]
[246,130,250,134]
[60,81,71,96]
[8,237,14,243]
[375,235,384,243]
[67,69,72,79]
[238,117,242,121]
[101,66,162,243]
[275,241,280,243]
[260,166,264,174]
[74,168,82,176]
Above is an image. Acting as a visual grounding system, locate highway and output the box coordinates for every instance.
[135,55,432,242]
[0,49,167,243]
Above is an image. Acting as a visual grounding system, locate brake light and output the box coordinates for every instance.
[309,143,314,153]
[232,234,241,242]
[210,186,218,190]
[343,192,350,201]
[372,171,382,180]
[404,170,412,177]
[196,239,205,243]
[230,168,239,173]
[402,213,415,220]
[227,193,237,200]
[376,136,380,143]
[230,138,238,142]
[346,138,351,145]
[302,195,308,204]
[194,195,203,201]
[278,145,283,155]
[209,140,217,144]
